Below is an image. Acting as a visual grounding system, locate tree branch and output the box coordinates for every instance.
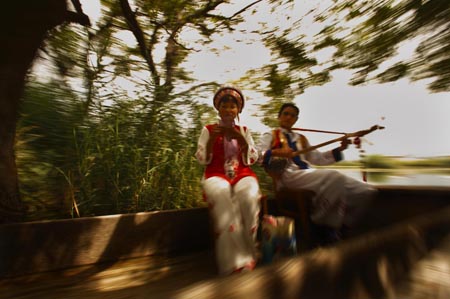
[68,0,91,26]
[119,0,159,85]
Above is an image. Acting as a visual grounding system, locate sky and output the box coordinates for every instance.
[79,0,450,161]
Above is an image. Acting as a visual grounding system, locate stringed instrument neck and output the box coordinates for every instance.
[293,125,384,156]
[264,125,384,177]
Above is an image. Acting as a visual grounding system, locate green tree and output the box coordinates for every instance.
[14,0,289,220]
[312,0,450,92]
[0,0,90,223]
[249,0,450,126]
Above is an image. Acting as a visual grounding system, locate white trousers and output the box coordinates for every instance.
[279,168,377,229]
[203,176,261,275]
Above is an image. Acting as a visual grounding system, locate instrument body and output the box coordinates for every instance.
[264,130,290,178]
[264,157,289,178]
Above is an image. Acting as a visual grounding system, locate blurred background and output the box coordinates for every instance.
[9,0,450,221]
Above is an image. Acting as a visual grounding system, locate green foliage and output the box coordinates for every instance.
[358,154,450,170]
[317,0,450,92]
[17,84,205,220]
[361,154,395,169]
[17,81,84,219]
[396,156,450,168]
[252,0,450,124]
[17,0,280,220]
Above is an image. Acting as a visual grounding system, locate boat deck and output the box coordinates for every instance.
[1,186,450,299]
[1,250,216,299]
[395,234,450,299]
[2,232,449,299]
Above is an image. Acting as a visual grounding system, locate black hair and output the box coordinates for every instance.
[218,95,239,106]
[278,103,299,117]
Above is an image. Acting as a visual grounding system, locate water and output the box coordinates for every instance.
[336,169,450,187]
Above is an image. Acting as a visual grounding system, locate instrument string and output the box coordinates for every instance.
[291,127,347,135]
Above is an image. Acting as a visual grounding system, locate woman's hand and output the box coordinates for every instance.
[339,138,350,151]
[222,126,244,142]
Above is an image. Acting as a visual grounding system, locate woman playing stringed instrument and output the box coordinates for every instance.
[257,103,379,241]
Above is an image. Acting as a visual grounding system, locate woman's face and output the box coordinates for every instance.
[278,106,298,129]
[218,99,239,125]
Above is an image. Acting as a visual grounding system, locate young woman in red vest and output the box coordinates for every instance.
[195,86,261,275]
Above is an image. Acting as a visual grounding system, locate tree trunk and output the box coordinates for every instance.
[0,1,89,223]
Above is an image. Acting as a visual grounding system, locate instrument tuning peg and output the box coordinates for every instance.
[353,137,361,148]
